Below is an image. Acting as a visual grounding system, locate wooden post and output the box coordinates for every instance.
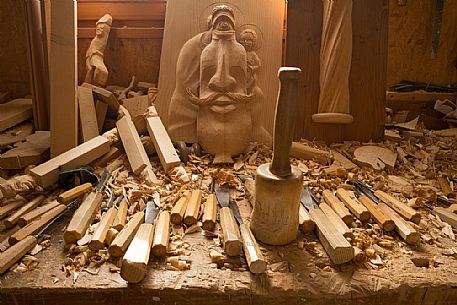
[50,0,78,157]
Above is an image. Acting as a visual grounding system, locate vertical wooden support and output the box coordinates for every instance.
[50,0,78,157]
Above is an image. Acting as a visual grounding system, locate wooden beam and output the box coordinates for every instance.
[50,0,78,157]
[78,27,164,39]
[78,86,99,142]
[386,91,456,102]
[77,1,166,21]
[0,99,33,132]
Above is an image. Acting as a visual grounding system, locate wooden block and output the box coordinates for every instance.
[146,116,181,173]
[0,235,37,274]
[64,192,103,244]
[358,194,395,232]
[116,115,151,175]
[4,195,45,229]
[202,194,217,231]
[9,204,66,245]
[308,208,354,264]
[151,211,170,257]
[123,95,150,133]
[30,135,110,187]
[170,193,189,225]
[0,200,24,220]
[50,0,78,157]
[95,100,108,133]
[374,190,421,224]
[434,207,457,229]
[120,223,154,283]
[353,146,397,170]
[0,99,33,132]
[319,202,353,239]
[78,86,99,142]
[299,205,315,233]
[18,200,60,227]
[57,183,93,204]
[220,207,242,257]
[109,211,144,257]
[0,122,34,148]
[322,190,352,225]
[290,142,331,165]
[89,207,117,251]
[378,203,420,245]
[112,198,128,231]
[335,188,371,222]
[0,131,50,169]
[183,190,202,226]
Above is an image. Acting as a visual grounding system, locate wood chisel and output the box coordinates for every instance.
[121,195,159,283]
[229,200,266,273]
[215,185,242,257]
[354,187,395,232]
[88,192,118,251]
[202,178,217,231]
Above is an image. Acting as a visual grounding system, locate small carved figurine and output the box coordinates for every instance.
[84,14,112,87]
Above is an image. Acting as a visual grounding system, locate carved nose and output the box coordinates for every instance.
[208,54,236,92]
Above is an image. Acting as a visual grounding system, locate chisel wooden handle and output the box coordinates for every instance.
[109,211,144,257]
[64,192,103,244]
[121,223,154,283]
[112,198,128,231]
[375,190,421,224]
[358,194,395,232]
[4,195,45,229]
[184,190,202,226]
[378,203,420,245]
[18,200,60,227]
[151,211,170,257]
[89,207,117,251]
[336,188,370,222]
[0,235,37,274]
[239,223,266,273]
[219,207,242,256]
[322,190,352,225]
[57,183,93,204]
[170,192,189,225]
[202,194,217,231]
[299,205,315,233]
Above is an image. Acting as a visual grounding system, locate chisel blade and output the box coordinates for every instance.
[144,196,159,224]
[215,186,230,208]
[300,186,316,211]
[229,200,243,225]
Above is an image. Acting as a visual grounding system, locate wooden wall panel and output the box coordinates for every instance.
[387,0,457,87]
[286,0,388,143]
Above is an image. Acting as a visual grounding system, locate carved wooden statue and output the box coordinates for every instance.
[84,14,112,88]
[312,0,353,125]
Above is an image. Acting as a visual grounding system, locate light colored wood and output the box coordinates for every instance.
[434,207,457,229]
[9,204,66,245]
[0,99,33,132]
[95,100,108,132]
[335,188,371,222]
[299,205,315,233]
[146,116,181,173]
[57,183,92,204]
[375,190,421,224]
[358,194,395,232]
[156,0,284,144]
[89,207,117,251]
[81,83,120,112]
[290,142,331,165]
[64,192,103,244]
[352,246,366,265]
[448,204,457,214]
[4,195,45,229]
[239,223,266,273]
[112,198,128,231]
[322,190,352,225]
[120,223,154,283]
[109,211,144,257]
[0,235,37,274]
[77,1,166,21]
[308,208,354,264]
[170,193,189,225]
[0,122,33,148]
[0,131,50,169]
[437,177,453,197]
[0,200,24,220]
[183,190,202,226]
[319,202,353,239]
[202,194,217,231]
[220,207,242,257]
[49,0,78,157]
[123,95,150,133]
[18,200,60,227]
[78,86,99,142]
[105,228,118,246]
[30,135,110,187]
[116,115,151,175]
[95,146,121,167]
[353,146,397,170]
[378,203,420,245]
[151,211,170,257]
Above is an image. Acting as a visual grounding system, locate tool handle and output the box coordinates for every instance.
[184,190,202,225]
[270,67,301,177]
[378,203,420,245]
[89,207,117,251]
[152,211,170,257]
[239,223,266,273]
[202,194,217,231]
[170,192,189,225]
[375,190,421,224]
[358,195,395,232]
[112,198,128,231]
[0,235,37,274]
[219,207,242,256]
[299,205,315,233]
[109,211,144,257]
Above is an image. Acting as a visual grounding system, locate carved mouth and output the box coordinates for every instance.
[185,88,254,106]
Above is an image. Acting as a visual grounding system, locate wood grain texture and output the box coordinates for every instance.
[219,207,242,257]
[299,205,315,233]
[319,202,353,239]
[378,202,420,245]
[202,194,217,231]
[57,183,93,204]
[0,235,37,274]
[170,193,189,225]
[0,99,33,132]
[184,190,202,226]
[109,211,144,257]
[322,190,352,225]
[18,200,60,228]
[358,194,395,232]
[335,188,370,222]
[4,195,45,229]
[78,86,99,142]
[374,190,421,224]
[89,207,117,251]
[286,0,387,143]
[151,210,170,257]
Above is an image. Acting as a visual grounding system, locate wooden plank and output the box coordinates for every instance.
[81,83,120,113]
[374,190,421,224]
[146,116,181,173]
[335,188,371,222]
[123,95,150,133]
[0,99,33,132]
[78,27,164,39]
[386,91,456,102]
[319,202,353,239]
[116,115,151,175]
[50,0,78,157]
[0,122,34,148]
[78,86,99,142]
[0,131,50,169]
[30,135,110,187]
[434,207,457,230]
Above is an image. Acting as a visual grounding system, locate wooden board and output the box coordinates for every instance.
[78,86,99,142]
[155,0,285,143]
[0,99,33,132]
[49,0,78,157]
[286,0,388,143]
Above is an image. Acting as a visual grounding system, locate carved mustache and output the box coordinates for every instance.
[186,88,254,105]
